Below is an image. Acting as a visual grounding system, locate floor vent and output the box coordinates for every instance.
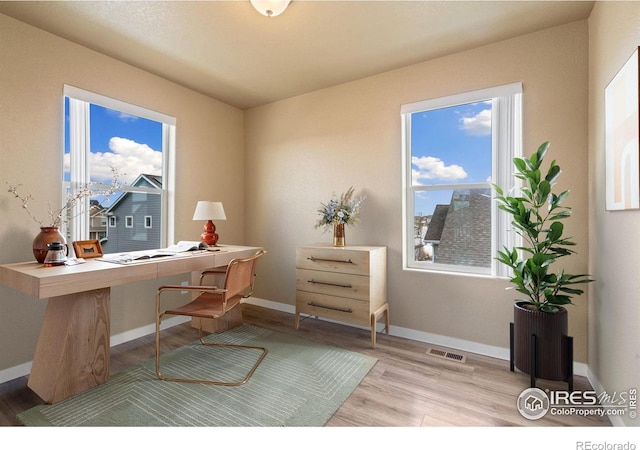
[426,347,466,363]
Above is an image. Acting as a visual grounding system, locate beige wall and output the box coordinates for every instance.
[588,2,640,427]
[245,21,591,361]
[0,14,245,371]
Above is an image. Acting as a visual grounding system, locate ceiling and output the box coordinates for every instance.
[0,1,595,110]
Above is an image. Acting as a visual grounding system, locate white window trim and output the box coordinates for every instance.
[145,215,153,229]
[109,216,116,227]
[125,216,133,228]
[63,85,176,247]
[401,82,522,277]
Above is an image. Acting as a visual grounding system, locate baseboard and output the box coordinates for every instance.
[245,297,590,378]
[0,298,591,384]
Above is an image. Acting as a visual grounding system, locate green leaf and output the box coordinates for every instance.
[545,163,561,184]
[537,180,551,203]
[513,158,526,172]
[547,221,563,241]
[535,141,550,164]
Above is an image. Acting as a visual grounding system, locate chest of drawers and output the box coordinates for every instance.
[294,245,389,347]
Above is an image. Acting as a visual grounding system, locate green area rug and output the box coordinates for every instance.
[18,324,376,426]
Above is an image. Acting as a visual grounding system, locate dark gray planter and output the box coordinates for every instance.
[510,302,573,389]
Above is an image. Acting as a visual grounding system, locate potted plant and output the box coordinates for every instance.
[493,142,592,387]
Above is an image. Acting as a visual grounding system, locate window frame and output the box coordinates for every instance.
[63,85,176,248]
[401,82,522,277]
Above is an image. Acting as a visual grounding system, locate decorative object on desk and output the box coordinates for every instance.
[17,324,377,427]
[315,186,365,247]
[192,200,226,246]
[32,227,67,263]
[72,239,103,259]
[6,168,120,262]
[493,142,592,389]
[43,241,68,267]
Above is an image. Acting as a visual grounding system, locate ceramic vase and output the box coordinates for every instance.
[33,227,67,264]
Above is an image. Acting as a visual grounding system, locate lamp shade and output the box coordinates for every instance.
[250,0,290,17]
[192,201,226,221]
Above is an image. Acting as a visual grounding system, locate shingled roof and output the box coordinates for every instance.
[424,204,449,242]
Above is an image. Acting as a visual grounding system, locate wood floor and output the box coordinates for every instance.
[0,303,611,427]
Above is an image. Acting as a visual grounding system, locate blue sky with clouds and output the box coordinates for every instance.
[411,100,492,216]
[64,99,163,186]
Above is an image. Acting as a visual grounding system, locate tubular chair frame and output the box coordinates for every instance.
[155,250,267,386]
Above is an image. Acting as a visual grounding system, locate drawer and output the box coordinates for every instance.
[296,291,370,326]
[296,268,370,301]
[296,247,371,276]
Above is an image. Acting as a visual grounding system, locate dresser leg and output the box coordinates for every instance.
[370,303,389,348]
[294,312,300,329]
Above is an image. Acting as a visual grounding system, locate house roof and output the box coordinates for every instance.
[424,204,449,243]
[105,174,162,213]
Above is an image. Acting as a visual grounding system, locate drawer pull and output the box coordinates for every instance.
[307,256,353,264]
[307,302,353,314]
[307,279,352,288]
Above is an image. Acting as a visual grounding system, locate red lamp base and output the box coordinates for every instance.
[200,220,219,246]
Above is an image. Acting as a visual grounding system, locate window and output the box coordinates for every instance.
[402,83,522,276]
[63,85,176,253]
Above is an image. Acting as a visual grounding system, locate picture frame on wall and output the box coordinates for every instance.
[72,240,103,259]
[605,46,640,211]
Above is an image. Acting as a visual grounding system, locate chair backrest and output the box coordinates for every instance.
[223,250,266,300]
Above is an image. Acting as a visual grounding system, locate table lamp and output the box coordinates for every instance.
[192,201,226,246]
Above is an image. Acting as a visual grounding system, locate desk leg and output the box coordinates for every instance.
[28,288,110,404]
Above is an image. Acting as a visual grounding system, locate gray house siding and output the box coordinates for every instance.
[101,175,162,254]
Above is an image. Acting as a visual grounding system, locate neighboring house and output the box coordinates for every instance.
[422,189,491,267]
[414,215,431,261]
[101,174,162,254]
[88,200,108,243]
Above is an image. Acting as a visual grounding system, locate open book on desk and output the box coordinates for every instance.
[98,241,224,264]
[163,241,223,252]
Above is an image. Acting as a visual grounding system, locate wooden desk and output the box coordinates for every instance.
[0,245,260,404]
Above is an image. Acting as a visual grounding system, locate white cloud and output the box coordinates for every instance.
[460,108,492,136]
[65,137,162,185]
[412,156,467,184]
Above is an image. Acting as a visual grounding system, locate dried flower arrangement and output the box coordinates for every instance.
[6,168,121,228]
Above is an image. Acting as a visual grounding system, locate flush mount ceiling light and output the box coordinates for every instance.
[250,0,291,17]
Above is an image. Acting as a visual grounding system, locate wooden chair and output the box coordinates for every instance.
[155,250,267,385]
